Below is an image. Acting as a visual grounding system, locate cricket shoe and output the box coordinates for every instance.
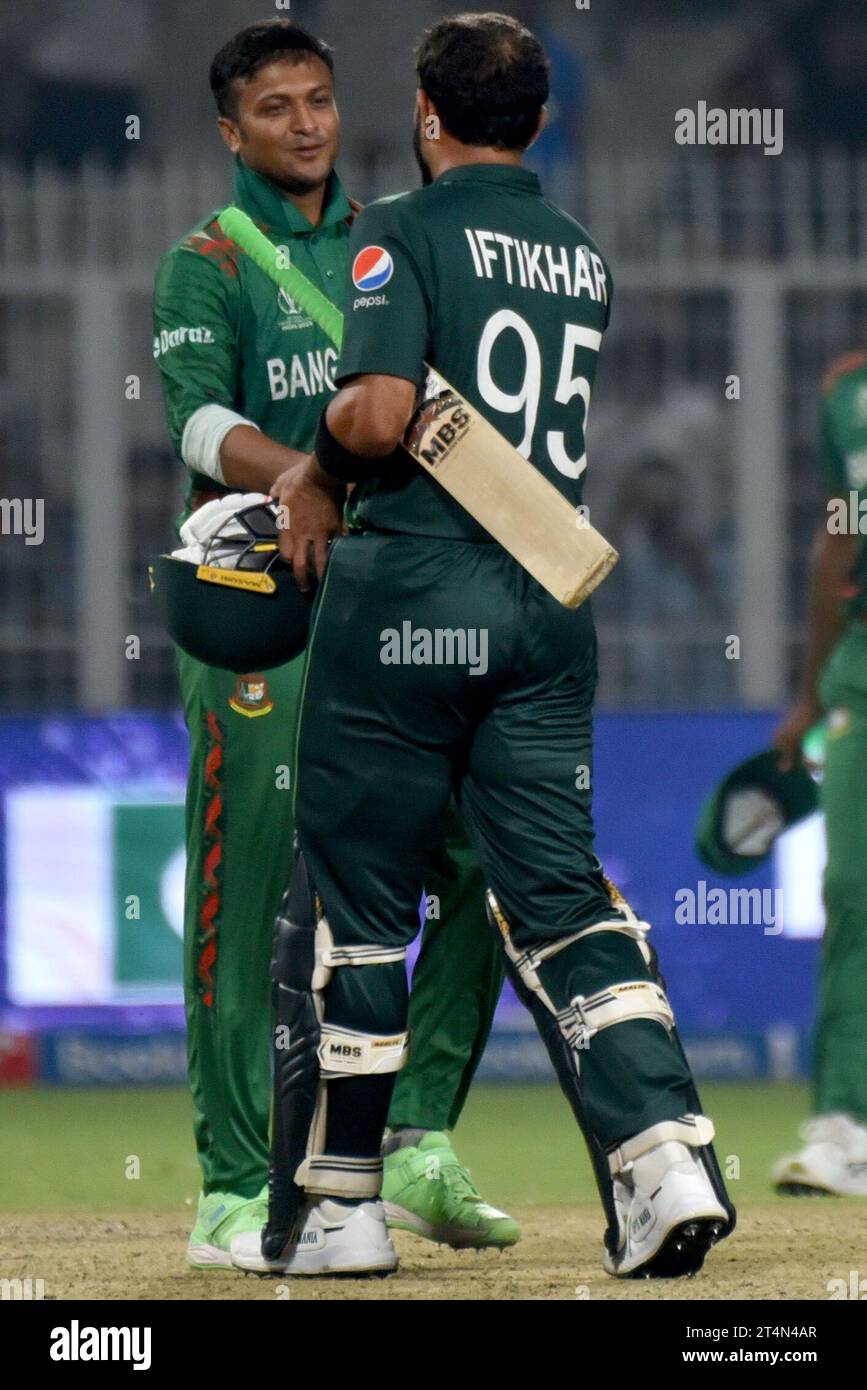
[382,1131,521,1250]
[230,1198,398,1276]
[603,1141,729,1279]
[772,1113,867,1196]
[187,1186,269,1270]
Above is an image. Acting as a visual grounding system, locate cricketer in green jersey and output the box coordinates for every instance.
[773,349,867,1196]
[152,18,517,1269]
[234,13,735,1281]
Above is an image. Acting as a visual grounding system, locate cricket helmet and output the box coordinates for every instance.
[149,493,315,673]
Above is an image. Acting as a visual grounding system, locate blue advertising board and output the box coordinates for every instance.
[0,711,822,1083]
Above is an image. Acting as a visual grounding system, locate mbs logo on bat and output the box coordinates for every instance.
[408,390,471,469]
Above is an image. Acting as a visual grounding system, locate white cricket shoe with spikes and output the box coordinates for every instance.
[603,1141,729,1278]
[773,1113,867,1197]
[230,1197,398,1277]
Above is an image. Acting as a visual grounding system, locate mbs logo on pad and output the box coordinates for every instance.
[229,676,274,718]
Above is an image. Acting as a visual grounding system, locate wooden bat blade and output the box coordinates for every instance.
[404,372,619,608]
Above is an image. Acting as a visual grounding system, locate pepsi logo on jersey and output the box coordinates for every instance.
[352,245,394,291]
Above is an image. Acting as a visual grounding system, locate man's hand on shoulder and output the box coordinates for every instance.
[272,456,346,592]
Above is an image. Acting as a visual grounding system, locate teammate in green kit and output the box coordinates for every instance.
[152,18,518,1269]
[773,349,867,1196]
[232,12,735,1281]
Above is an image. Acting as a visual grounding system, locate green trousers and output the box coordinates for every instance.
[295,533,699,1157]
[178,649,502,1198]
[816,622,867,1123]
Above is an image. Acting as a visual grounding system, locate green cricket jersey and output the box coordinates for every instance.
[820,350,867,620]
[153,158,355,510]
[337,163,613,542]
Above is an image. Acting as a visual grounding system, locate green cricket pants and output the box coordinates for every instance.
[294,532,699,1153]
[817,621,867,1123]
[178,649,502,1198]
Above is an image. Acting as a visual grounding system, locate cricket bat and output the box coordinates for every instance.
[218,206,618,608]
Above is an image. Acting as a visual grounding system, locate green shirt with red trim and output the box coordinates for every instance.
[153,158,354,512]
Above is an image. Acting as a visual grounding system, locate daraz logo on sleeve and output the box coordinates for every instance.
[153,326,216,357]
[352,246,394,292]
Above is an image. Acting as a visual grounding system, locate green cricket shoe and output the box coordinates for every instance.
[187,1186,269,1270]
[382,1132,521,1250]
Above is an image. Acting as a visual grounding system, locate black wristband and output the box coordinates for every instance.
[315,410,385,483]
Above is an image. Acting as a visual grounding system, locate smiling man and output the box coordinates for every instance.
[152,18,516,1271]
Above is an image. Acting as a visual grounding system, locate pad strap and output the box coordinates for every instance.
[488,888,654,1012]
[488,891,676,1069]
[313,918,406,991]
[318,1024,410,1077]
[607,1114,717,1176]
[557,980,675,1050]
[295,1153,383,1198]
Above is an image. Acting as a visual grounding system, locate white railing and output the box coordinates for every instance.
[1,153,862,711]
[5,151,867,271]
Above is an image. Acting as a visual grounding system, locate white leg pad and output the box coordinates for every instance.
[297,917,409,1199]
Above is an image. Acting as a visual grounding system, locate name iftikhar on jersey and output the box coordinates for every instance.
[464,229,609,304]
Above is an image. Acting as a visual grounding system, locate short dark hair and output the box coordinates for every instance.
[210,19,334,119]
[416,12,549,151]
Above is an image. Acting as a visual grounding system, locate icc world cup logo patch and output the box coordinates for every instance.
[278,286,301,317]
[277,285,313,330]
